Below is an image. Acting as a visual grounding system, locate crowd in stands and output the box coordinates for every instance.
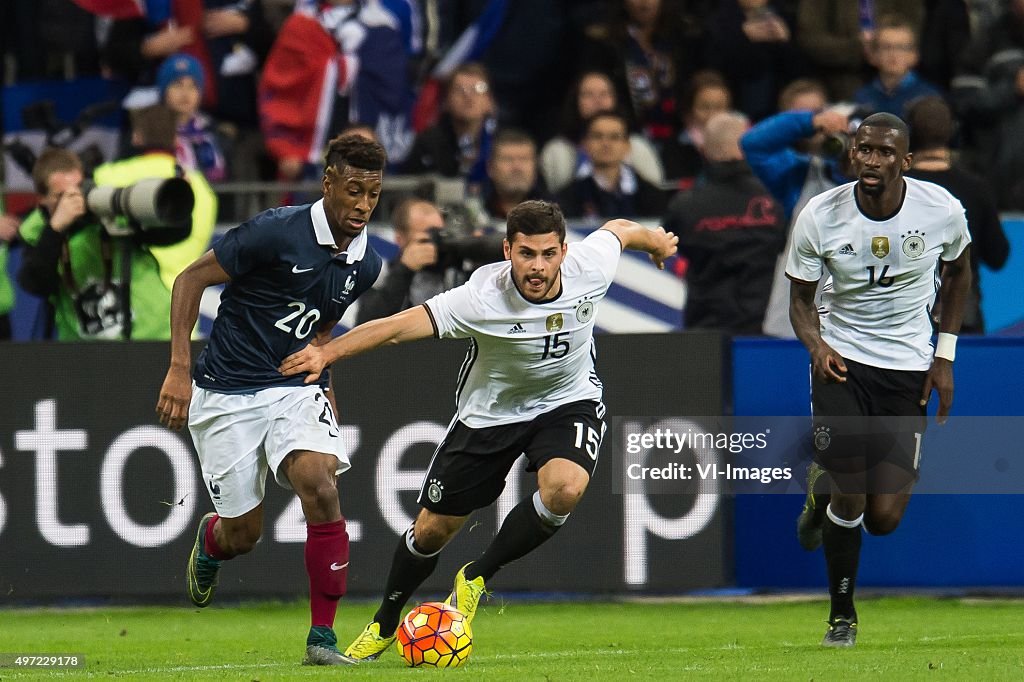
[0,0,1016,338]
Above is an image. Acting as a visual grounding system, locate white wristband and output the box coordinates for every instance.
[935,333,957,362]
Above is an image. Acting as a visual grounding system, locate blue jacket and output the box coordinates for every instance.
[740,110,846,218]
[854,71,940,118]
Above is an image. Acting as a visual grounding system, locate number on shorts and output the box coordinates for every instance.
[573,421,603,460]
[274,301,321,339]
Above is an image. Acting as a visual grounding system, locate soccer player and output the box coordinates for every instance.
[277,200,678,661]
[786,113,971,647]
[155,135,386,666]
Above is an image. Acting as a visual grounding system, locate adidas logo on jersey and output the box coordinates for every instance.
[837,243,857,256]
[507,322,526,334]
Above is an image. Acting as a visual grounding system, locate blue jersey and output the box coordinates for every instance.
[195,200,382,392]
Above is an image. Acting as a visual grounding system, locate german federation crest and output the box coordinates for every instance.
[901,230,926,258]
[871,236,890,259]
[576,301,595,323]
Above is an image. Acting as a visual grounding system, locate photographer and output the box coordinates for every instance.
[17,107,207,341]
[740,80,854,337]
[355,198,503,324]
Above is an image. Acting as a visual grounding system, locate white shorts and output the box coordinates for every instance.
[188,383,351,518]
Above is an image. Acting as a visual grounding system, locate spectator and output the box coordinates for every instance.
[663,111,785,333]
[261,0,413,180]
[483,130,549,221]
[740,79,853,336]
[539,71,664,194]
[102,1,273,187]
[854,15,940,117]
[704,0,805,122]
[403,62,497,189]
[918,0,972,91]
[94,104,218,293]
[660,70,733,187]
[952,0,1024,208]
[796,0,924,101]
[0,207,18,340]
[17,147,183,340]
[558,110,667,220]
[104,0,272,128]
[356,198,502,323]
[158,53,228,181]
[905,96,1010,334]
[578,0,702,143]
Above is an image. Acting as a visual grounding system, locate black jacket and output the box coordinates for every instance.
[662,160,785,334]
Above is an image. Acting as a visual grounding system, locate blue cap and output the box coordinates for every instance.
[157,53,205,99]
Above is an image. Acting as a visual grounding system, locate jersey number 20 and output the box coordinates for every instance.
[274,301,321,339]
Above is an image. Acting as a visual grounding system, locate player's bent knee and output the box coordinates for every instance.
[864,513,901,536]
[542,479,588,516]
[413,510,464,552]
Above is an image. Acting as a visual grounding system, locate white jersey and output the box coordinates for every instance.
[786,177,971,371]
[425,229,621,427]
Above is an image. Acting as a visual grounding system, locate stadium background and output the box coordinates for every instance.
[2,62,1023,606]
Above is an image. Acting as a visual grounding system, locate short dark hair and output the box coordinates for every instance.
[874,14,919,48]
[131,104,177,151]
[778,78,827,111]
[492,128,536,154]
[32,147,82,195]
[324,134,387,173]
[582,109,629,138]
[681,70,731,119]
[392,197,439,237]
[506,200,566,244]
[447,62,491,93]
[906,96,954,152]
[858,112,911,141]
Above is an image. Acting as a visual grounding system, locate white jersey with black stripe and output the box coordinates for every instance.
[424,229,621,427]
[785,177,971,371]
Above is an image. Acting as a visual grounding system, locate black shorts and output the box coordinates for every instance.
[811,358,927,491]
[417,400,607,517]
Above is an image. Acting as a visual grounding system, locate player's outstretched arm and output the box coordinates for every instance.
[599,219,678,269]
[156,250,231,430]
[921,247,972,424]
[789,276,847,383]
[279,305,435,383]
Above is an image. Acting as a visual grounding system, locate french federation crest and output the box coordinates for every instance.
[901,230,926,258]
[576,300,595,323]
[546,313,563,332]
[871,236,890,259]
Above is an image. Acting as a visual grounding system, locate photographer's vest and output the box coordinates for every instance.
[19,209,171,340]
[93,152,217,292]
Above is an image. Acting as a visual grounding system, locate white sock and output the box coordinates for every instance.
[826,503,864,529]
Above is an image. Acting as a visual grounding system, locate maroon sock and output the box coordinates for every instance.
[203,514,234,561]
[305,517,349,628]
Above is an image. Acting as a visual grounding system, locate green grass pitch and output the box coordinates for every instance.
[0,598,1022,680]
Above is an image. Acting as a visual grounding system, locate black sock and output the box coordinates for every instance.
[373,529,440,634]
[465,494,563,582]
[823,514,862,622]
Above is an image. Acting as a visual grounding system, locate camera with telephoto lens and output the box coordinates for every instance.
[820,105,873,159]
[80,177,195,237]
[427,226,505,270]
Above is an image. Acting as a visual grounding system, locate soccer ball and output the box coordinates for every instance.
[395,601,473,668]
